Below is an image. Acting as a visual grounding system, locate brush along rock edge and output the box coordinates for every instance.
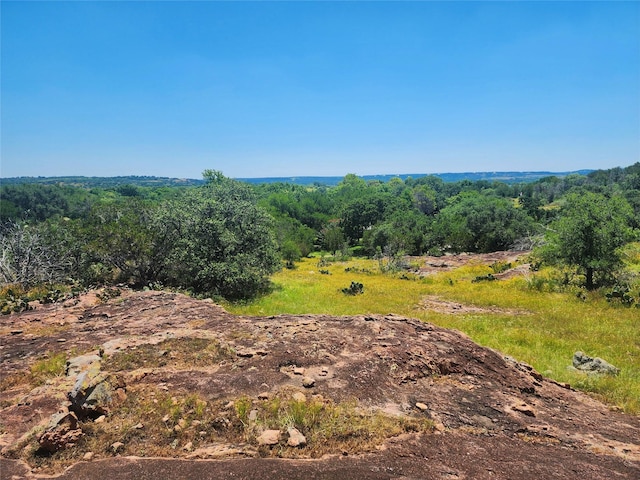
[0,290,638,480]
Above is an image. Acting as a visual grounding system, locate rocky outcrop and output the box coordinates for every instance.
[0,290,638,480]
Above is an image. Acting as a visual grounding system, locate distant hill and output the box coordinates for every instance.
[0,176,206,188]
[238,170,594,186]
[1,170,594,188]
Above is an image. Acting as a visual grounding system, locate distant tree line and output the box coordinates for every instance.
[1,163,638,298]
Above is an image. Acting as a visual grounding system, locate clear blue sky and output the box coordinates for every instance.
[2,1,639,179]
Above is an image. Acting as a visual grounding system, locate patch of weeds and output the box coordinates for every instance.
[22,387,434,474]
[1,351,69,393]
[269,397,432,457]
[490,261,512,274]
[341,281,364,295]
[30,352,67,384]
[344,267,373,274]
[102,338,234,372]
[39,288,65,304]
[317,256,332,268]
[234,395,252,426]
[472,274,496,283]
[246,393,433,457]
[0,288,33,315]
[396,273,419,281]
[144,281,165,291]
[96,287,121,303]
[319,269,331,275]
[24,387,236,474]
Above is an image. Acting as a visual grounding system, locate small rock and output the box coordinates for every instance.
[302,377,315,388]
[83,452,94,461]
[178,418,188,429]
[248,409,258,422]
[162,414,171,423]
[94,415,106,424]
[287,427,307,447]
[10,330,23,335]
[292,392,307,403]
[57,338,67,343]
[293,367,305,375]
[257,429,281,446]
[258,392,271,400]
[133,423,144,429]
[111,441,124,453]
[183,441,193,452]
[415,402,428,412]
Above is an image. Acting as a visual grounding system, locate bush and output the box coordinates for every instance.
[490,261,512,274]
[472,274,496,283]
[159,176,281,300]
[606,285,637,307]
[341,281,364,295]
[0,288,32,315]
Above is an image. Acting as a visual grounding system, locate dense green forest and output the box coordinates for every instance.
[1,163,638,301]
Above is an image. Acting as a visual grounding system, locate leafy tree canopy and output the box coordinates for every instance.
[542,191,636,289]
[159,175,281,300]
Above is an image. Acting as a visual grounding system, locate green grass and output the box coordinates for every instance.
[227,256,640,414]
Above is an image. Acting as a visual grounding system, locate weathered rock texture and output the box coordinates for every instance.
[573,350,620,376]
[1,289,638,479]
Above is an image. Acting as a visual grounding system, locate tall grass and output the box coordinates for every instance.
[227,256,640,414]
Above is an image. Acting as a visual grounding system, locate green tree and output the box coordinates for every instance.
[363,210,430,256]
[543,191,635,290]
[431,192,536,253]
[160,176,280,300]
[320,222,345,254]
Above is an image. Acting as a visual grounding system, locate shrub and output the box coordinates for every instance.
[472,274,496,283]
[606,285,637,307]
[490,261,512,274]
[341,281,364,295]
[0,288,32,315]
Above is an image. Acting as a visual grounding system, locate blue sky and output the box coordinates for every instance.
[2,1,639,179]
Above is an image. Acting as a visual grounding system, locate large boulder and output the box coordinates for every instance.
[572,351,620,376]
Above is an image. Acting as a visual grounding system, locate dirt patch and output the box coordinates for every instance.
[1,289,638,479]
